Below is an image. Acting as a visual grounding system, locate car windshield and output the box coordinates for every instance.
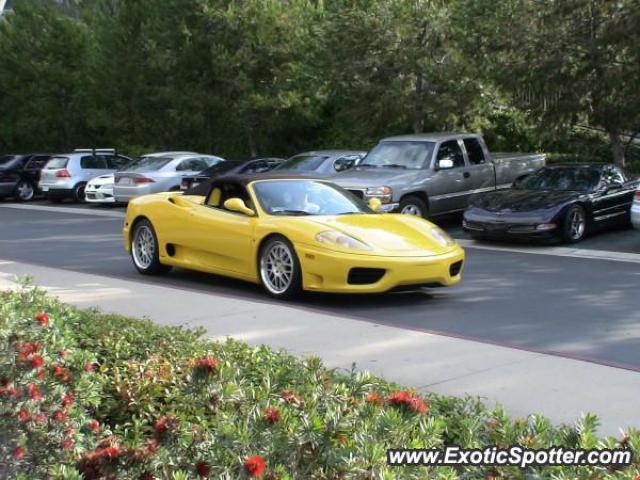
[0,155,19,167]
[516,167,601,192]
[276,155,328,172]
[44,157,69,169]
[200,161,242,177]
[125,156,173,173]
[253,180,372,216]
[359,141,435,169]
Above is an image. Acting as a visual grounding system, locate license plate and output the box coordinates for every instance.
[119,178,133,186]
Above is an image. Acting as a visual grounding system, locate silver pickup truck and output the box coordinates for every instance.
[331,133,546,218]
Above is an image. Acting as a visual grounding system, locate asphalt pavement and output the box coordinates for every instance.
[1,202,639,370]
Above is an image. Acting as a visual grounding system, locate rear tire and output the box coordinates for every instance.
[72,183,86,203]
[131,219,172,275]
[399,195,428,218]
[562,204,587,243]
[14,181,35,202]
[259,236,302,300]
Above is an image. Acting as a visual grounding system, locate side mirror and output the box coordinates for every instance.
[437,158,455,170]
[223,198,255,216]
[368,197,382,212]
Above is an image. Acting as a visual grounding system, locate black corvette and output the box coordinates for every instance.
[463,163,638,243]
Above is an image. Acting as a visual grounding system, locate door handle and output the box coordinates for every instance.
[463,172,471,179]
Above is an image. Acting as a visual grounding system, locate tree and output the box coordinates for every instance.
[460,0,640,168]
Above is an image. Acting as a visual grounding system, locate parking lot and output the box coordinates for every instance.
[1,199,639,371]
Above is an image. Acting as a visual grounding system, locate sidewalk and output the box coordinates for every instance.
[1,258,637,436]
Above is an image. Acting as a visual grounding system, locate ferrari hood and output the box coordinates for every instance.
[470,189,581,212]
[301,214,456,256]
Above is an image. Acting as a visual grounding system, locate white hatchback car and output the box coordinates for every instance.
[632,185,640,229]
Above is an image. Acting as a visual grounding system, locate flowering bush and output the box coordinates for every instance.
[1,284,639,479]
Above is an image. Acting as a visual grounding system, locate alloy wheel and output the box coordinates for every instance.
[132,225,155,270]
[16,182,34,201]
[260,241,294,294]
[568,209,586,240]
[401,204,422,216]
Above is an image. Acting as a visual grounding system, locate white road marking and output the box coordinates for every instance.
[457,239,640,264]
[2,203,638,263]
[0,203,124,218]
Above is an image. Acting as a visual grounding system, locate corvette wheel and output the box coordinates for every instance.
[259,236,302,300]
[15,181,35,201]
[399,195,428,218]
[563,205,587,243]
[131,219,171,275]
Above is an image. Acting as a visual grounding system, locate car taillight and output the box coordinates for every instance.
[181,179,189,188]
[634,190,640,202]
[55,169,71,178]
[133,177,155,184]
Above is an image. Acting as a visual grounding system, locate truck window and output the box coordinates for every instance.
[437,140,465,168]
[463,138,486,165]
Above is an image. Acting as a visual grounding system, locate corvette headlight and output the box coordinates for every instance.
[315,230,371,251]
[430,226,455,247]
[366,186,392,203]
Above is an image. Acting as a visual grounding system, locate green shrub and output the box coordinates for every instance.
[1,285,638,479]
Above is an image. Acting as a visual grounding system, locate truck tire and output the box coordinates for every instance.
[399,195,429,219]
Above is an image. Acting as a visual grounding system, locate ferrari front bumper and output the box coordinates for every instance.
[296,244,465,293]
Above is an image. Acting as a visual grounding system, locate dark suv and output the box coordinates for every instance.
[0,153,55,201]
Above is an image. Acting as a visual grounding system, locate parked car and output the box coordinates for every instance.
[114,152,224,203]
[273,150,366,176]
[123,175,464,299]
[85,173,118,204]
[330,133,546,218]
[0,153,54,201]
[181,158,284,195]
[463,163,638,243]
[39,149,132,202]
[631,184,640,229]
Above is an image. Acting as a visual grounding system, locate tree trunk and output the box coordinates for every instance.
[413,68,425,134]
[246,112,258,158]
[608,130,626,169]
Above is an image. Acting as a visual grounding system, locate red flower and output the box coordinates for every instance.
[88,419,100,433]
[195,357,218,374]
[59,349,70,359]
[365,392,384,405]
[27,383,41,401]
[244,456,266,478]
[36,368,46,380]
[263,406,281,424]
[387,391,429,415]
[17,409,30,423]
[34,412,47,424]
[61,439,74,451]
[103,445,120,458]
[52,409,68,423]
[62,392,74,408]
[18,342,42,360]
[30,355,44,369]
[13,446,26,459]
[84,363,96,373]
[196,462,211,477]
[154,415,178,440]
[52,364,64,376]
[36,312,49,326]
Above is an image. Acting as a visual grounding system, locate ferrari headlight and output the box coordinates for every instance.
[430,226,455,247]
[315,230,371,251]
[366,186,392,203]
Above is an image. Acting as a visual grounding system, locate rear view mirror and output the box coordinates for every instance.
[437,159,454,170]
[223,198,255,216]
[368,197,382,211]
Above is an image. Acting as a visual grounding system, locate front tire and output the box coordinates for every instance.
[14,181,35,202]
[259,236,302,300]
[562,204,587,243]
[131,219,172,275]
[399,195,428,218]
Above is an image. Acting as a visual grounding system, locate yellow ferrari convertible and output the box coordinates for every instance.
[123,175,465,299]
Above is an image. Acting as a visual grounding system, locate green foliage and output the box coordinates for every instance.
[1,285,640,478]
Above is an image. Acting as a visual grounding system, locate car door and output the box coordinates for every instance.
[428,139,469,213]
[23,155,51,184]
[182,181,256,276]
[461,137,496,196]
[591,166,636,223]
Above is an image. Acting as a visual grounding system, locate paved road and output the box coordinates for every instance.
[1,203,639,371]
